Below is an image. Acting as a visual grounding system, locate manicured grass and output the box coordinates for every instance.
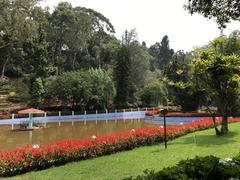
[6,122,240,180]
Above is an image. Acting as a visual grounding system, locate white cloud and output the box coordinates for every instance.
[40,0,240,51]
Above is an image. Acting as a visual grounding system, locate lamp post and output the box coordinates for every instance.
[160,109,168,149]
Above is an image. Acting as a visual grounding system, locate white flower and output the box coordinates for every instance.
[160,126,164,128]
[219,157,235,166]
[224,158,233,162]
[180,122,183,125]
[131,129,135,133]
[32,144,39,149]
[92,135,96,140]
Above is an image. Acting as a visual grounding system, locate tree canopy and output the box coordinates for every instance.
[184,0,240,28]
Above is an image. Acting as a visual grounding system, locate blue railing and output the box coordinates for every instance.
[0,111,146,125]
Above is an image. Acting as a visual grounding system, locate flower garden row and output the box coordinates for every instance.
[0,117,240,177]
[145,110,210,117]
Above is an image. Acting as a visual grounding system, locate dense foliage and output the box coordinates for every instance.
[184,0,240,28]
[45,69,115,110]
[127,155,240,180]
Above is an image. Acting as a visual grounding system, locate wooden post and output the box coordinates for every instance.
[71,111,74,124]
[84,111,87,125]
[163,114,167,149]
[11,113,14,130]
[58,111,61,126]
[160,109,168,149]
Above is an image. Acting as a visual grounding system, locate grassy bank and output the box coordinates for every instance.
[6,122,240,180]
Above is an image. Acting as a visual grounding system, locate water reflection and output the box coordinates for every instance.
[0,119,155,150]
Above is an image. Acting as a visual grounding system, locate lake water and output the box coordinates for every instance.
[0,119,155,150]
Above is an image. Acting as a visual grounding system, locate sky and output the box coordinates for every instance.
[40,0,240,52]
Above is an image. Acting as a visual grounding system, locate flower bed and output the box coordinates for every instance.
[166,111,210,117]
[0,114,10,120]
[145,110,160,116]
[145,110,210,117]
[0,117,240,177]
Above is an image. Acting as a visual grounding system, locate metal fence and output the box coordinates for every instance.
[0,111,146,125]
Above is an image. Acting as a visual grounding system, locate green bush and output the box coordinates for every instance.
[125,155,240,180]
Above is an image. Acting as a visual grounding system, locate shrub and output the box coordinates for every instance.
[126,156,240,180]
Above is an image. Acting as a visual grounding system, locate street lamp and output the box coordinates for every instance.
[160,109,168,149]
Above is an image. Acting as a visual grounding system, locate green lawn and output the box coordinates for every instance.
[6,123,240,180]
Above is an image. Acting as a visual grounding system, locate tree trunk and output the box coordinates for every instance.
[72,51,77,70]
[0,58,8,81]
[206,107,221,135]
[221,115,228,135]
[212,116,221,136]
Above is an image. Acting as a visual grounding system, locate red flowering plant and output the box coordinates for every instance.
[0,117,240,177]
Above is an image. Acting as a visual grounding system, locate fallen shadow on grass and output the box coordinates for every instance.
[169,131,238,147]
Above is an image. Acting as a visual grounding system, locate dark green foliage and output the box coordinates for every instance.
[126,155,240,180]
[149,36,174,70]
[115,45,131,108]
[30,77,45,107]
[184,0,240,28]
[173,87,202,111]
[164,52,202,111]
[192,52,240,134]
[45,69,115,110]
[140,80,168,107]
[22,28,50,77]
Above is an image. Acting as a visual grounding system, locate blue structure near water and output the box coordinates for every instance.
[0,110,209,126]
[0,111,146,125]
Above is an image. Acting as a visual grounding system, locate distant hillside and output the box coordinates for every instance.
[0,79,29,115]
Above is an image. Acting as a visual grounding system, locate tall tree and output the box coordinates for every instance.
[0,0,39,82]
[158,35,174,68]
[164,51,202,111]
[114,45,131,108]
[49,2,115,72]
[22,25,50,77]
[191,51,240,135]
[149,35,174,69]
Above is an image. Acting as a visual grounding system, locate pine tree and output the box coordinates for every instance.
[114,45,131,108]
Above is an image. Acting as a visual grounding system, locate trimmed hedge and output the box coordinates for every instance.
[125,155,240,180]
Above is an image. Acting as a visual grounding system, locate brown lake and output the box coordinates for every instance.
[0,119,156,150]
